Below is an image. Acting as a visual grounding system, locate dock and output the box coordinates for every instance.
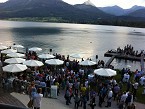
[104,52,144,61]
[104,51,144,67]
[105,55,115,67]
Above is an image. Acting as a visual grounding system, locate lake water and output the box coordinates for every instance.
[0,20,145,71]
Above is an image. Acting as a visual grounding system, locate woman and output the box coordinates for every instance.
[33,88,43,109]
[28,82,37,100]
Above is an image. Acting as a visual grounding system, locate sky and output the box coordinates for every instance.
[0,0,145,9]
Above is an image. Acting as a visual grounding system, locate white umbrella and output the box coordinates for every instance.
[94,68,117,77]
[0,45,8,50]
[126,65,131,68]
[4,58,26,64]
[3,64,27,73]
[45,59,64,65]
[70,53,83,59]
[6,52,25,58]
[23,60,44,67]
[78,60,96,66]
[38,53,55,59]
[1,49,17,54]
[29,47,42,52]
[12,44,24,48]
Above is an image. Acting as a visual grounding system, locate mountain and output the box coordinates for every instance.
[127,9,145,18]
[83,0,95,7]
[0,0,145,27]
[126,5,145,14]
[98,5,125,16]
[74,0,114,19]
[98,5,145,16]
[0,0,103,23]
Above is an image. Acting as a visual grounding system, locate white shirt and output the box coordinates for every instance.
[121,94,128,102]
[133,82,139,89]
[124,73,130,79]
[33,93,43,108]
[108,90,113,98]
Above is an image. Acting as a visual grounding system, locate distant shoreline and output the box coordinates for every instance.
[1,17,145,28]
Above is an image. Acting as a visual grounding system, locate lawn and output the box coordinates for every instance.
[114,69,145,104]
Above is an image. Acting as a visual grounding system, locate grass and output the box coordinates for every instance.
[114,69,145,104]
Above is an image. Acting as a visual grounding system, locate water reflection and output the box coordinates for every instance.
[9,27,61,36]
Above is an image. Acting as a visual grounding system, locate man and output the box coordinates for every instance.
[33,88,43,109]
[113,84,120,100]
[133,82,139,99]
[105,88,113,108]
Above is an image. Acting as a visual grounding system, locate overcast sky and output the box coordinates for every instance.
[0,0,145,9]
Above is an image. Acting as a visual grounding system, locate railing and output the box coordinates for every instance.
[0,103,28,109]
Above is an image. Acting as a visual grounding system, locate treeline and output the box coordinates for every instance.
[2,17,145,28]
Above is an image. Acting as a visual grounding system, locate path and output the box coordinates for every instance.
[11,91,145,109]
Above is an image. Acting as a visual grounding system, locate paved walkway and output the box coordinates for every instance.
[0,87,26,108]
[11,91,145,109]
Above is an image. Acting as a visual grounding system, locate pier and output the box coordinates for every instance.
[104,44,145,67]
[104,52,144,61]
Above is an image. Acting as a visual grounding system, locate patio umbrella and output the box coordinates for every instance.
[29,47,42,52]
[12,44,24,48]
[78,60,96,66]
[23,60,44,67]
[3,64,27,73]
[38,53,55,59]
[126,65,131,68]
[4,58,26,64]
[45,59,64,65]
[0,45,8,50]
[70,53,83,59]
[6,52,25,58]
[94,68,117,77]
[1,49,17,54]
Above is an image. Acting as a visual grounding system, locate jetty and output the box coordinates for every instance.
[104,44,145,67]
[104,52,144,61]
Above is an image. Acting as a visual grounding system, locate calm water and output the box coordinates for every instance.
[0,20,145,71]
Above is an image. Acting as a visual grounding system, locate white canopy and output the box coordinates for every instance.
[3,64,27,73]
[126,65,131,68]
[4,58,26,64]
[12,44,24,48]
[23,60,44,67]
[94,68,117,77]
[70,53,83,59]
[45,59,64,65]
[1,49,17,54]
[78,60,96,66]
[0,45,8,50]
[6,52,25,58]
[38,53,55,59]
[29,47,42,52]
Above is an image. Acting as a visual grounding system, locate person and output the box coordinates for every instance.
[74,94,80,109]
[133,82,138,99]
[89,94,96,109]
[125,93,132,108]
[82,95,87,109]
[2,77,5,89]
[113,84,120,100]
[105,88,113,108]
[98,88,103,107]
[28,82,37,100]
[33,88,43,109]
[64,87,70,105]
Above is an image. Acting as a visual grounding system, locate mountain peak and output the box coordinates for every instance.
[83,0,95,7]
[130,5,145,10]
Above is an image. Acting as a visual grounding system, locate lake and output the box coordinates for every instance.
[0,20,145,71]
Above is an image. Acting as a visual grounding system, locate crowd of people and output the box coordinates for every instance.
[1,49,145,109]
[108,44,144,57]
